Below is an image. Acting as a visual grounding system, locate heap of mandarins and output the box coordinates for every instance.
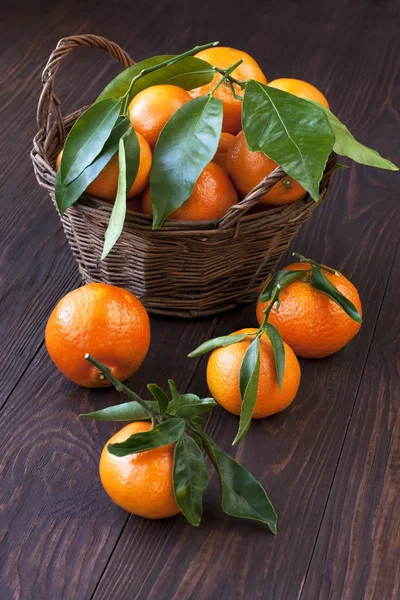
[56,46,330,222]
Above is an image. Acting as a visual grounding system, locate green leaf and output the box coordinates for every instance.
[188,333,250,358]
[259,269,307,302]
[79,399,158,421]
[150,96,223,228]
[191,416,205,429]
[310,266,362,323]
[147,384,169,416]
[123,127,140,190]
[201,434,277,533]
[265,323,285,391]
[108,418,186,457]
[309,101,398,171]
[335,163,350,170]
[55,117,130,215]
[242,81,335,201]
[97,56,215,104]
[60,98,122,185]
[168,379,180,404]
[173,435,209,526]
[234,336,261,445]
[101,139,127,259]
[175,396,216,418]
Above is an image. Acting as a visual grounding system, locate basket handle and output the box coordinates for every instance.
[219,165,286,229]
[36,34,134,138]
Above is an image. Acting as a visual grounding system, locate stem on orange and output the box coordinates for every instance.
[207,59,244,96]
[85,354,160,424]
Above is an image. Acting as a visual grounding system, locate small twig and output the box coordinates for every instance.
[85,354,160,423]
[208,59,244,96]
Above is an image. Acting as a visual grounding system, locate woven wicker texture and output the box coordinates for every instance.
[31,34,336,318]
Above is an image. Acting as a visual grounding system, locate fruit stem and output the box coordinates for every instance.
[122,41,219,112]
[292,252,337,275]
[208,59,244,96]
[260,285,281,328]
[85,354,160,423]
[213,67,248,89]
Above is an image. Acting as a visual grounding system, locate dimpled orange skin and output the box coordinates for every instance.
[128,84,192,149]
[268,78,329,109]
[256,263,362,358]
[213,132,236,168]
[226,131,306,205]
[100,422,180,519]
[206,328,301,419]
[45,283,150,387]
[142,162,238,221]
[189,47,267,134]
[55,133,152,201]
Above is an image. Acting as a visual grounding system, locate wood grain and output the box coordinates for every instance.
[0,0,398,599]
[300,244,400,600]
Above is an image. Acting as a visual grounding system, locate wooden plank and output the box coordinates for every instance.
[300,244,400,600]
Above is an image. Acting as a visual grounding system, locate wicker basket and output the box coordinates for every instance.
[31,34,336,318]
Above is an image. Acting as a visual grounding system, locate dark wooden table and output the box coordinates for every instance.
[1,1,399,598]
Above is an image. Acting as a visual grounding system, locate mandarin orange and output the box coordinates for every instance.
[256,263,362,358]
[206,328,301,418]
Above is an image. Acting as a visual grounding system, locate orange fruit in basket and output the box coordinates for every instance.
[45,283,150,387]
[128,84,192,148]
[256,263,362,358]
[142,162,238,221]
[213,132,236,168]
[189,47,267,134]
[226,131,306,205]
[268,78,329,108]
[55,132,152,202]
[100,421,180,519]
[206,328,301,418]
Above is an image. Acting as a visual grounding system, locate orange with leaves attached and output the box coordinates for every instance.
[55,133,152,202]
[45,283,150,387]
[128,84,192,148]
[256,263,362,358]
[189,47,267,134]
[226,131,306,205]
[206,328,301,418]
[142,162,238,221]
[268,78,329,108]
[100,421,180,519]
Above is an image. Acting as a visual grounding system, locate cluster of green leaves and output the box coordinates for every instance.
[81,355,277,532]
[189,252,362,444]
[56,42,397,258]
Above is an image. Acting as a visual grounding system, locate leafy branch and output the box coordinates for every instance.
[80,356,277,532]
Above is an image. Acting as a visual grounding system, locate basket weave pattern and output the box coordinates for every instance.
[31,35,336,318]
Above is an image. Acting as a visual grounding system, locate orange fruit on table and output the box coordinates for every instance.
[256,263,362,358]
[100,421,180,519]
[213,132,236,168]
[268,78,329,108]
[55,132,152,202]
[45,283,150,387]
[142,161,238,221]
[206,328,301,419]
[128,84,192,148]
[226,131,306,205]
[189,47,267,134]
